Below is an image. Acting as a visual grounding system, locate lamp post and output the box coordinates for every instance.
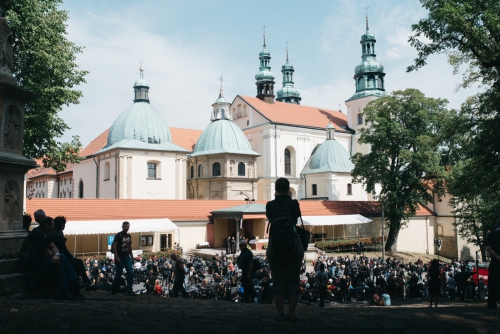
[434,238,442,260]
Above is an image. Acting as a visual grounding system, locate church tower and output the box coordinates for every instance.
[346,15,386,154]
[276,47,301,104]
[255,32,276,104]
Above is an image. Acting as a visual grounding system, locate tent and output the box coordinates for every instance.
[298,214,372,242]
[63,218,179,254]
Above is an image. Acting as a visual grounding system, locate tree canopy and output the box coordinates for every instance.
[408,0,500,91]
[4,0,87,172]
[351,89,448,252]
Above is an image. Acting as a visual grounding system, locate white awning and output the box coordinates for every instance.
[62,218,179,235]
[298,214,372,226]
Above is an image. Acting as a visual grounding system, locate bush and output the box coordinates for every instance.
[315,236,383,251]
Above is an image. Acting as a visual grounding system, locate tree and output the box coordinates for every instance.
[351,89,447,253]
[3,0,87,172]
[408,0,500,91]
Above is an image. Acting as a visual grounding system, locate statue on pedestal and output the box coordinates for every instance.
[0,7,14,78]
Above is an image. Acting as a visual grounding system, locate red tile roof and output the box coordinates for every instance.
[170,127,203,151]
[240,96,349,131]
[80,129,109,157]
[26,199,434,222]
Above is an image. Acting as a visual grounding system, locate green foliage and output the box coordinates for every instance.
[351,89,448,252]
[315,237,383,252]
[4,0,87,172]
[141,250,182,261]
[408,0,500,91]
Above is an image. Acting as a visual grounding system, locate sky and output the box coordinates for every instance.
[57,0,480,147]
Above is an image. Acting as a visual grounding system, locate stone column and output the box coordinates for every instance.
[0,82,37,255]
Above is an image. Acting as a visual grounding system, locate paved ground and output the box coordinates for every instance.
[0,291,497,334]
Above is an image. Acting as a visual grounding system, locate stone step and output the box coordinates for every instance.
[0,259,21,275]
[0,272,26,295]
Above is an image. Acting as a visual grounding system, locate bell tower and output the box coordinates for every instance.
[255,29,275,104]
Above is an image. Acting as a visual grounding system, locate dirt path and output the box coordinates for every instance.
[0,291,496,334]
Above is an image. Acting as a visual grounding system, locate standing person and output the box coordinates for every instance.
[238,239,253,302]
[316,262,328,307]
[230,237,236,255]
[485,220,500,309]
[428,259,441,307]
[266,177,304,322]
[226,236,231,254]
[50,216,92,286]
[111,221,136,296]
[171,253,189,298]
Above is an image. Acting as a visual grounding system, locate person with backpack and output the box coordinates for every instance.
[316,262,328,307]
[265,177,304,322]
[485,220,500,309]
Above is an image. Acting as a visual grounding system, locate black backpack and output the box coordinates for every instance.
[268,199,297,252]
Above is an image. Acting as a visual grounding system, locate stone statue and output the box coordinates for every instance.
[0,8,13,77]
[4,105,20,149]
[4,180,19,221]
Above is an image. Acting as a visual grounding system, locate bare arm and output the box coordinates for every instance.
[486,246,500,262]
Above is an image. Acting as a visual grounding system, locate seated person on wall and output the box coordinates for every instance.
[19,216,83,300]
[50,216,92,286]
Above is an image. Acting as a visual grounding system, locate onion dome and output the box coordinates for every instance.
[276,48,301,104]
[255,31,276,103]
[346,15,387,102]
[301,123,354,175]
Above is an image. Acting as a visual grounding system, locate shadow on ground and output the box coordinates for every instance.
[0,291,496,334]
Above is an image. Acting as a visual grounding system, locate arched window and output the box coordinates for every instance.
[358,77,364,90]
[312,184,317,196]
[347,183,353,195]
[357,113,363,125]
[212,162,221,177]
[198,164,203,177]
[190,165,194,179]
[284,149,291,175]
[377,77,383,89]
[238,162,245,176]
[367,75,375,88]
[104,162,110,180]
[78,180,84,199]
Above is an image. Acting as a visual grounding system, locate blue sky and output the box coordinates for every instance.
[58,0,480,146]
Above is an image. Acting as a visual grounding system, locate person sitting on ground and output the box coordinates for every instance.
[372,289,384,306]
[199,278,212,299]
[49,216,92,286]
[154,279,163,296]
[19,216,83,300]
[381,289,391,306]
[98,277,112,292]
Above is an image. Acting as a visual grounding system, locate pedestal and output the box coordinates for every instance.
[0,81,37,256]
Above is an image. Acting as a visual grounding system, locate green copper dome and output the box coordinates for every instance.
[106,102,172,147]
[276,48,301,104]
[301,124,353,174]
[106,73,173,148]
[190,119,260,157]
[355,58,384,74]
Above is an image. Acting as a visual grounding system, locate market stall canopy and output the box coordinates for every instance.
[299,214,372,226]
[62,218,179,235]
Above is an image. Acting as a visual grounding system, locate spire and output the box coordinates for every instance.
[326,123,335,140]
[133,64,150,103]
[276,44,301,104]
[263,26,266,47]
[255,29,275,104]
[346,15,386,102]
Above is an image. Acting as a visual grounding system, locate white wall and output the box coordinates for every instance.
[174,221,208,251]
[72,158,97,199]
[397,217,434,255]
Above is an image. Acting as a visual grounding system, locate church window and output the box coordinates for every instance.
[242,105,247,116]
[78,180,84,199]
[367,43,371,53]
[69,192,71,198]
[312,184,317,196]
[358,78,364,90]
[212,162,221,177]
[284,149,291,175]
[148,163,157,179]
[190,165,194,179]
[104,162,110,180]
[238,162,245,176]
[347,183,353,195]
[357,114,363,125]
[198,164,203,177]
[377,77,383,89]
